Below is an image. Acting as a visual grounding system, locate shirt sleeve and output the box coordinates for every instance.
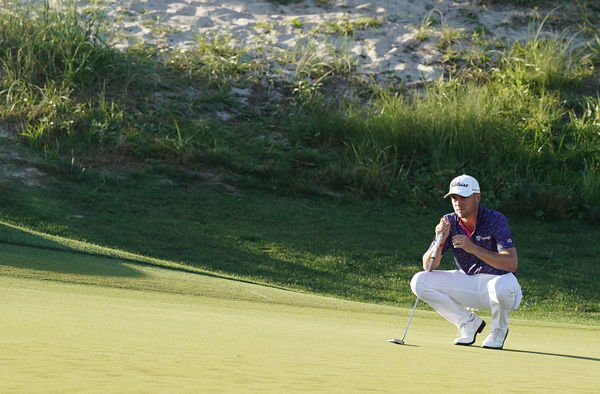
[494,213,515,251]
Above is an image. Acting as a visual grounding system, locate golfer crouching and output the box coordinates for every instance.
[411,174,522,349]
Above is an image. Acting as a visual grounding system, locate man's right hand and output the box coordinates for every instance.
[422,217,450,271]
[435,217,450,242]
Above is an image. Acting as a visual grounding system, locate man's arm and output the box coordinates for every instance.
[451,235,519,272]
[421,217,450,271]
[422,240,445,271]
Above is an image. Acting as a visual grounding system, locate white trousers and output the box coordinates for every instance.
[410,270,522,330]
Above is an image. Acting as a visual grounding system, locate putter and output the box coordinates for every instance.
[388,231,444,345]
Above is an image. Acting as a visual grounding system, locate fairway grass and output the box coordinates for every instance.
[1,245,599,392]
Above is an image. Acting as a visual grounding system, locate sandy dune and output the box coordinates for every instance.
[56,0,562,84]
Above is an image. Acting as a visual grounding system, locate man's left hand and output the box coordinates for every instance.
[452,235,476,253]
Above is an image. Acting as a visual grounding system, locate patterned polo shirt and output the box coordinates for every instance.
[439,205,516,275]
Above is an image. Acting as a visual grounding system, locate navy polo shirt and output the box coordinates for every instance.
[438,205,516,275]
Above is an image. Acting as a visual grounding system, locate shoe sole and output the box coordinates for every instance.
[482,328,509,350]
[454,320,486,346]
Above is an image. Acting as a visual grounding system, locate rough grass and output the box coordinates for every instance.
[0,1,599,328]
[1,1,598,221]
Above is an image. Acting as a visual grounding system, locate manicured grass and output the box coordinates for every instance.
[1,248,599,393]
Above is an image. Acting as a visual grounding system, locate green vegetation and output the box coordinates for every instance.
[1,2,599,391]
[1,1,598,221]
[314,17,383,36]
[0,1,599,327]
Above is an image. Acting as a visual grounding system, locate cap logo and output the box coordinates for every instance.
[451,181,469,188]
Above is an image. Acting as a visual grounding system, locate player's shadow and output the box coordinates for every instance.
[503,348,600,362]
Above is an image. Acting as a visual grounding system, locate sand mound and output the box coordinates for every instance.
[55,0,575,84]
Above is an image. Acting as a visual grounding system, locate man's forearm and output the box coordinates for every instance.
[422,241,444,271]
[468,246,518,272]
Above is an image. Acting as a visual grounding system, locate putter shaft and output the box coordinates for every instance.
[390,232,444,345]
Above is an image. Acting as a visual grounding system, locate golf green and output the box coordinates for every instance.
[1,245,599,392]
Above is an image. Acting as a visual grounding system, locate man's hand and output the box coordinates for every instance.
[452,234,519,272]
[422,217,450,271]
[452,234,476,253]
[435,218,450,241]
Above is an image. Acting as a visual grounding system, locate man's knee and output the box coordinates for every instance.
[488,275,520,309]
[410,271,427,297]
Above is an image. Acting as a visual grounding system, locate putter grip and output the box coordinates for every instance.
[426,232,444,271]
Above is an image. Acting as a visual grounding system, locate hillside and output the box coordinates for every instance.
[1,0,599,219]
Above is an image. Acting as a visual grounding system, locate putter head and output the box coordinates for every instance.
[387,338,405,345]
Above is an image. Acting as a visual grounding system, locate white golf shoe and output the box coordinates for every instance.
[482,328,509,349]
[454,314,486,346]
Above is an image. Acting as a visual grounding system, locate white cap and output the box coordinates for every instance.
[444,174,480,198]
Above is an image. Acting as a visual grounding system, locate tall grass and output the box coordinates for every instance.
[288,31,599,218]
[0,1,120,89]
[0,0,131,150]
[0,1,599,221]
[289,82,527,203]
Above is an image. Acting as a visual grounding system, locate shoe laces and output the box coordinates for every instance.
[457,321,471,337]
[457,315,475,336]
[488,328,505,341]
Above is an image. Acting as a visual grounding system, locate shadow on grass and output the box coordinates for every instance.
[0,221,330,293]
[503,348,600,362]
[0,218,152,277]
[0,241,146,278]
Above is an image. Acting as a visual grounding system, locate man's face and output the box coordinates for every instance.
[450,193,480,219]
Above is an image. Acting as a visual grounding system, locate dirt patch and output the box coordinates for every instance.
[0,129,46,187]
